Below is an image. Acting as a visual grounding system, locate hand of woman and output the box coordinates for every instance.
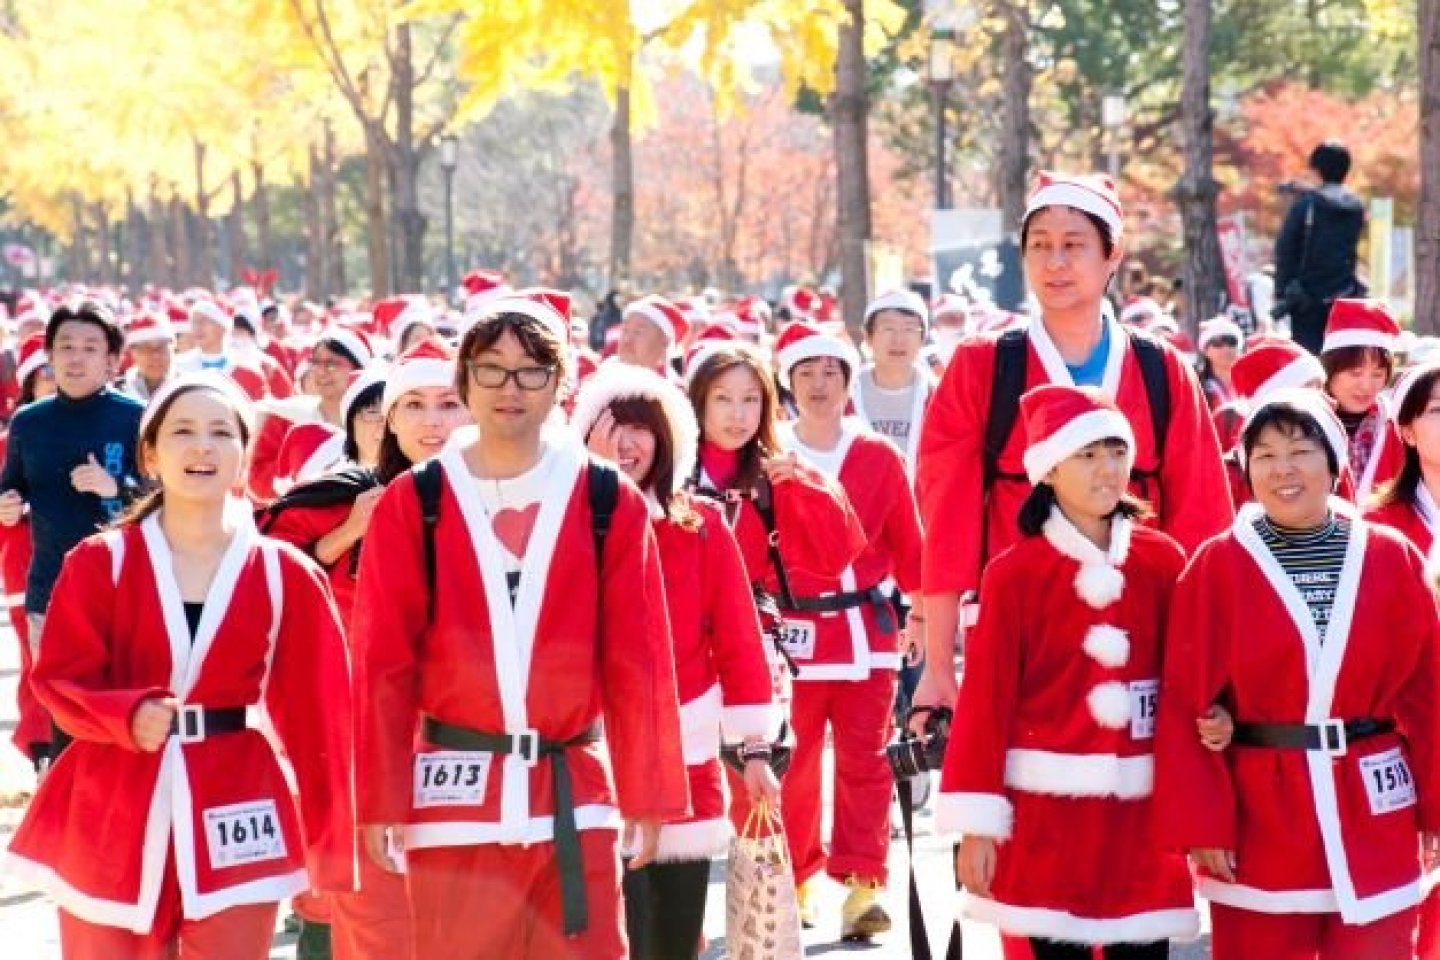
[362,823,405,873]
[130,697,178,752]
[623,817,662,870]
[586,410,622,462]
[908,668,959,737]
[1197,704,1235,752]
[761,451,801,484]
[1424,832,1440,872]
[347,486,385,532]
[743,757,781,806]
[955,835,997,896]
[1190,847,1237,882]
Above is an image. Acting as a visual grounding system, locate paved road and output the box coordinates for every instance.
[0,624,1211,958]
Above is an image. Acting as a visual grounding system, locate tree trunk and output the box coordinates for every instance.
[1175,0,1224,336]
[304,145,325,301]
[609,84,635,290]
[997,0,1032,235]
[148,185,170,288]
[322,119,343,297]
[125,190,146,288]
[252,162,273,271]
[391,23,427,293]
[193,141,214,287]
[92,203,113,285]
[365,123,391,298]
[70,195,90,283]
[832,0,873,339]
[171,197,191,288]
[1417,0,1440,334]
[228,172,248,286]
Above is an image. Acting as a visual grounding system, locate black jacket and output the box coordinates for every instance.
[1274,184,1366,301]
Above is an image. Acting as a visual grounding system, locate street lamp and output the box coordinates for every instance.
[439,133,460,300]
[928,29,956,210]
[1102,93,1127,182]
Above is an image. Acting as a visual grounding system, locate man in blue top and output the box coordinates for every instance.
[0,301,144,762]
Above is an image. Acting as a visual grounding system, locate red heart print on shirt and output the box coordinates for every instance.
[492,503,541,559]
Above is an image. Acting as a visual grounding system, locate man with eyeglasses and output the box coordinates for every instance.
[352,293,688,960]
[117,309,177,402]
[851,289,939,476]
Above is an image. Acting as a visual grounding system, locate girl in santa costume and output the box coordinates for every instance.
[3,372,358,960]
[938,383,1198,960]
[1155,388,1440,960]
[1320,298,1406,504]
[770,321,926,942]
[352,296,689,960]
[572,362,778,960]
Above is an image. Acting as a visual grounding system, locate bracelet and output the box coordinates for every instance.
[739,743,773,763]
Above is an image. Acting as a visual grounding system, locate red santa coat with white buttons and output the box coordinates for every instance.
[4,514,357,933]
[777,420,923,679]
[1155,505,1440,925]
[652,499,775,860]
[352,439,690,847]
[936,515,1198,944]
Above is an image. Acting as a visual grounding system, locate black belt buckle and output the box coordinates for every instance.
[174,705,206,744]
[514,729,540,766]
[1318,719,1348,757]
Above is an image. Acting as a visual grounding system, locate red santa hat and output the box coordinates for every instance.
[1020,383,1136,486]
[624,295,689,346]
[1197,316,1245,353]
[125,310,176,348]
[189,299,233,333]
[1119,297,1166,327]
[374,295,436,349]
[864,289,930,332]
[684,326,736,382]
[317,326,374,370]
[731,296,769,340]
[382,338,457,416]
[140,371,256,438]
[774,320,860,387]
[460,290,571,348]
[226,363,269,402]
[1322,299,1401,354]
[461,268,512,316]
[272,422,347,496]
[783,286,822,322]
[1023,170,1124,240]
[1388,359,1440,424]
[520,287,573,325]
[569,361,699,485]
[16,334,47,386]
[1231,340,1325,401]
[1237,387,1348,473]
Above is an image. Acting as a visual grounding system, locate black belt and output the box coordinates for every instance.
[423,716,602,936]
[782,585,897,634]
[1232,718,1395,755]
[170,706,247,742]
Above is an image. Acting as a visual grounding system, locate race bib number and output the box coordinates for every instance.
[778,620,816,661]
[414,752,492,808]
[1129,679,1159,740]
[203,800,286,870]
[1360,747,1416,815]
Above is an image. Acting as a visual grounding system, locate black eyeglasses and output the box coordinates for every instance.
[1209,336,1240,349]
[466,362,555,391]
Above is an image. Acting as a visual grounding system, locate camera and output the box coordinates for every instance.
[887,707,952,780]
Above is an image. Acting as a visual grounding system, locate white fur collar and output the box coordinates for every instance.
[1042,507,1131,609]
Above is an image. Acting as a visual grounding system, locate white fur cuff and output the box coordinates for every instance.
[935,792,1014,841]
[721,703,779,742]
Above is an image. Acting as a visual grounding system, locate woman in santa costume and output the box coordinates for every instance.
[1155,388,1440,960]
[1215,341,1328,506]
[572,361,778,960]
[768,321,925,942]
[1365,359,1440,555]
[938,383,1198,959]
[4,372,357,960]
[1320,298,1406,504]
[352,296,689,960]
[1196,316,1243,412]
[912,170,1231,740]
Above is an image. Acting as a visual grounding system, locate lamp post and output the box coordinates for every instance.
[928,29,956,210]
[439,133,459,300]
[1102,93,1127,182]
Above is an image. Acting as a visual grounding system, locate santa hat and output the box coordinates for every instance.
[569,362,699,485]
[16,334,47,386]
[1020,383,1136,486]
[1389,359,1440,423]
[1237,387,1348,473]
[341,365,389,424]
[625,295,689,346]
[675,297,710,335]
[520,288,573,325]
[1198,317,1245,353]
[864,289,930,333]
[731,297,769,340]
[1322,299,1401,354]
[126,310,175,348]
[783,286,822,322]
[374,295,435,349]
[774,321,860,387]
[272,422,347,496]
[382,338,457,416]
[1024,171,1124,240]
[317,327,374,370]
[226,363,268,402]
[684,326,737,382]
[1119,297,1166,327]
[140,371,256,438]
[462,269,512,316]
[1231,340,1325,401]
[189,299,233,333]
[461,291,571,346]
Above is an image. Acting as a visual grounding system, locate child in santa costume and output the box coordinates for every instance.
[938,383,1198,959]
[352,297,689,960]
[1155,388,1440,960]
[4,373,357,960]
[1320,298,1406,504]
[770,321,925,941]
[572,362,778,960]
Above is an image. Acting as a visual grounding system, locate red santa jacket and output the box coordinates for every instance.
[916,315,1232,600]
[1364,495,1436,558]
[0,432,43,751]
[4,514,357,932]
[271,422,346,496]
[1156,504,1440,924]
[248,397,328,504]
[352,438,689,849]
[1351,409,1406,505]
[778,420,923,679]
[265,498,361,631]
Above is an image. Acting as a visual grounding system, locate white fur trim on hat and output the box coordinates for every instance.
[381,359,455,416]
[1087,682,1132,730]
[934,792,1014,841]
[140,371,256,438]
[189,300,233,332]
[1323,329,1397,354]
[1081,624,1130,669]
[1198,318,1245,352]
[16,347,47,386]
[777,334,860,387]
[341,365,389,424]
[1025,181,1124,240]
[864,289,930,330]
[625,299,681,344]
[1236,386,1348,473]
[462,295,569,346]
[1254,355,1326,401]
[569,362,699,485]
[321,329,372,369]
[1022,408,1136,485]
[1389,359,1440,423]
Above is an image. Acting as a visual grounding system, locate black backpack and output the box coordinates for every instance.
[411,456,619,617]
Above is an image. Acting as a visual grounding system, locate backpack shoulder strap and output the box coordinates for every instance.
[1125,328,1172,464]
[413,458,444,616]
[982,328,1031,493]
[586,459,620,568]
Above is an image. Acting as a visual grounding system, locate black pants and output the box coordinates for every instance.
[1030,939,1169,960]
[1289,298,1331,356]
[623,859,711,960]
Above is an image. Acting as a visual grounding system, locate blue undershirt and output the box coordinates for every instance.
[1064,321,1111,387]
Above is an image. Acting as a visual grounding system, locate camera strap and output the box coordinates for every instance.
[897,775,963,960]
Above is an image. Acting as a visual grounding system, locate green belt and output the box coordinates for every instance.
[422,716,602,936]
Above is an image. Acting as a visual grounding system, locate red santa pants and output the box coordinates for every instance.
[405,829,627,960]
[330,835,413,960]
[1210,903,1418,960]
[781,670,896,887]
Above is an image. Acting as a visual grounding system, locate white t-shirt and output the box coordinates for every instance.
[471,442,557,603]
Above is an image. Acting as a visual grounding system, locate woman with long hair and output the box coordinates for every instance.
[1319,299,1406,503]
[1365,360,1440,555]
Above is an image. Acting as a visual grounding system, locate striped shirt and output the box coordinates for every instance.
[1254,512,1350,644]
